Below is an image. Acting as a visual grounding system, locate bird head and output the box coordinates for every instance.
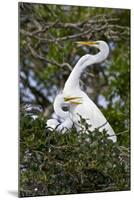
[64,96,82,105]
[76,40,109,62]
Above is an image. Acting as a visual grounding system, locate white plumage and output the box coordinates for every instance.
[47,41,117,142]
[46,94,73,133]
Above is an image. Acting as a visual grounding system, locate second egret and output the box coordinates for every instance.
[46,94,73,133]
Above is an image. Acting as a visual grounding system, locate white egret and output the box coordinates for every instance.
[63,41,117,142]
[46,94,73,133]
[46,119,60,130]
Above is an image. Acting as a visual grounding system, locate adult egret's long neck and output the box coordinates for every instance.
[94,42,109,63]
[63,42,109,92]
[63,55,93,91]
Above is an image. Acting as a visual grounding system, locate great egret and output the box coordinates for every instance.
[46,94,73,133]
[63,41,117,142]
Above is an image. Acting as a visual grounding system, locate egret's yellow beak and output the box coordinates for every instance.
[64,96,82,104]
[76,41,98,46]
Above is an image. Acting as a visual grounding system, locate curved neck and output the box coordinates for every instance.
[63,55,93,91]
[94,43,109,63]
[54,97,69,120]
[63,42,109,92]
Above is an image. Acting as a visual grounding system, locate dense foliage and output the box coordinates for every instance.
[19,3,130,197]
[20,111,130,197]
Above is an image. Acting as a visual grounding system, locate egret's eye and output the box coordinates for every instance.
[62,105,69,112]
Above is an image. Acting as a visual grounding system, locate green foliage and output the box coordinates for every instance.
[19,3,130,197]
[20,3,130,112]
[19,111,130,197]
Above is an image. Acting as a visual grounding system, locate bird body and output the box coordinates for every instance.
[56,117,73,133]
[63,41,117,142]
[46,119,60,130]
[46,40,117,142]
[68,90,116,142]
